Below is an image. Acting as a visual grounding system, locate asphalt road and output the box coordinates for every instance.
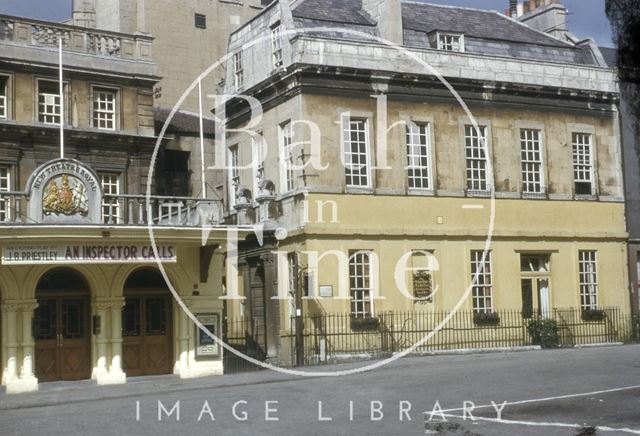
[1,346,639,436]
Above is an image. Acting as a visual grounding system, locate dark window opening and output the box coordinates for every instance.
[159,149,191,196]
[195,13,206,29]
[125,269,168,289]
[575,181,592,196]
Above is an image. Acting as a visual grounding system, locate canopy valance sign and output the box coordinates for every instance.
[1,244,177,265]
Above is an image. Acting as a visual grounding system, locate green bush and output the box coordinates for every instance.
[527,318,559,348]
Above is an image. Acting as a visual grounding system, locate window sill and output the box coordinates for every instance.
[408,189,436,197]
[466,190,492,198]
[521,192,547,200]
[573,194,598,201]
[346,187,374,195]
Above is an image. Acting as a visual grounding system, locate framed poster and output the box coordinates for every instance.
[319,285,333,297]
[195,313,220,359]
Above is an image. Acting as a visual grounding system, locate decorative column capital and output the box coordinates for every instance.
[94,297,126,310]
[2,299,38,313]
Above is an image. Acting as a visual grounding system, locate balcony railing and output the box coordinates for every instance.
[0,14,153,61]
[0,191,223,227]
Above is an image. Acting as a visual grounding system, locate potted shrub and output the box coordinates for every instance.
[351,316,380,331]
[581,309,606,322]
[473,311,500,326]
[527,318,559,348]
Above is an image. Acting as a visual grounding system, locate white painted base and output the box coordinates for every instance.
[6,376,39,394]
[96,370,127,385]
[178,363,223,379]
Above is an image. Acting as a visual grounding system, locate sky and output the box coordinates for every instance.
[0,0,615,47]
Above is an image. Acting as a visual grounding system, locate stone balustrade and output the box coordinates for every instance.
[0,14,153,62]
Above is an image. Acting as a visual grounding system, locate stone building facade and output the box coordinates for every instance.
[220,0,628,363]
[0,14,234,393]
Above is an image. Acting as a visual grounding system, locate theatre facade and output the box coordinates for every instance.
[0,15,236,393]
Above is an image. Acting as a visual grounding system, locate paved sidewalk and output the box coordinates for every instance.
[0,344,629,412]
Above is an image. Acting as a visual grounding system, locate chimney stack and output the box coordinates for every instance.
[72,0,96,28]
[517,0,568,40]
[361,0,404,45]
[509,0,517,17]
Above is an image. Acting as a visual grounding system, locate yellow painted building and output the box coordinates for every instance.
[220,0,630,363]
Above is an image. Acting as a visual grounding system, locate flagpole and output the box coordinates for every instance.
[59,37,64,159]
[198,78,206,199]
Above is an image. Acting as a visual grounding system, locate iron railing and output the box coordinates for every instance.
[283,307,634,367]
[223,307,637,372]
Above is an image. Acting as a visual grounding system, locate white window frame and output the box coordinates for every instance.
[437,32,465,52]
[572,132,596,196]
[520,129,545,196]
[271,23,283,69]
[464,125,490,195]
[37,79,68,125]
[0,165,11,222]
[343,117,372,189]
[279,121,295,193]
[406,121,433,190]
[471,250,493,313]
[100,172,121,224]
[0,74,9,120]
[92,86,118,131]
[349,250,375,317]
[578,250,598,310]
[233,51,244,91]
[228,145,239,208]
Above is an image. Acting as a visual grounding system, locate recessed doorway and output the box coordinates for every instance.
[34,269,91,382]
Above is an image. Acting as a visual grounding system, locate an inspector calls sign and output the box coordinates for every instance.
[1,244,177,265]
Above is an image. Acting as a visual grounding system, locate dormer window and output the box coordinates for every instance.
[437,32,464,52]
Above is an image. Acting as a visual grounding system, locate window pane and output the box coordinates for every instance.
[100,173,121,223]
[471,250,492,313]
[520,129,544,194]
[344,119,369,188]
[38,81,62,125]
[578,251,598,310]
[349,250,373,317]
[93,88,117,130]
[465,125,488,193]
[0,166,10,221]
[572,133,594,195]
[145,297,167,335]
[0,75,7,119]
[406,123,432,190]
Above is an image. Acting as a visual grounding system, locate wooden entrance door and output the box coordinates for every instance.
[122,294,172,376]
[34,295,91,382]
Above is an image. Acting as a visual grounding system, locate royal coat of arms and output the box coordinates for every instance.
[42,174,89,216]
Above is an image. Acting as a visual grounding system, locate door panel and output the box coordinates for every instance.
[59,298,91,380]
[35,296,90,382]
[122,297,141,375]
[35,298,59,382]
[122,295,172,376]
